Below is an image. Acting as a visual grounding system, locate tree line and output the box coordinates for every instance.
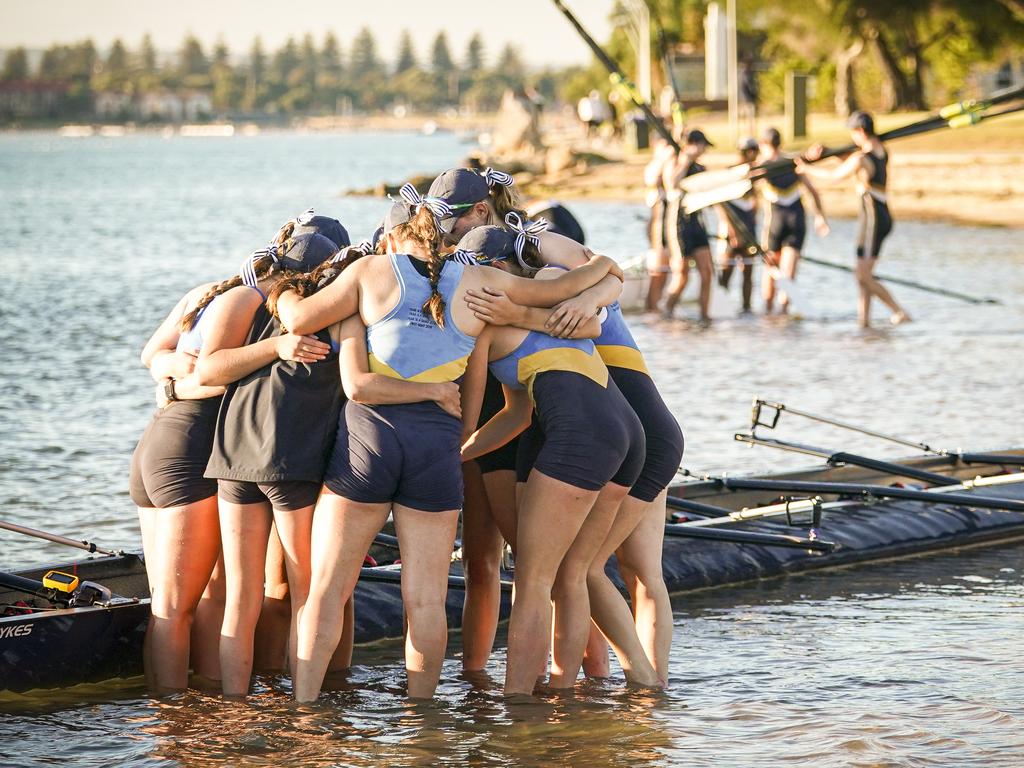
[0,30,569,120]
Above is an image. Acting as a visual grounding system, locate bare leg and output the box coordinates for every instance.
[190,553,225,681]
[328,597,355,672]
[762,250,780,313]
[549,483,630,689]
[858,257,908,324]
[394,505,460,698]
[253,522,290,672]
[505,471,599,695]
[273,505,314,676]
[586,494,661,686]
[693,246,713,322]
[140,497,221,693]
[616,491,673,683]
[460,462,506,671]
[740,262,754,312]
[777,246,799,314]
[581,622,611,678]
[293,493,389,702]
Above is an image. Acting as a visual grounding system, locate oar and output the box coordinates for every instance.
[552,0,679,151]
[0,519,121,557]
[800,254,1001,305]
[734,433,960,485]
[663,523,834,552]
[700,475,1024,513]
[746,399,1023,467]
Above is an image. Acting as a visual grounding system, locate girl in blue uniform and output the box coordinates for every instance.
[458,224,662,694]
[275,189,621,701]
[462,217,683,686]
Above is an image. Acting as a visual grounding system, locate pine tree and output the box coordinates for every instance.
[464,33,485,71]
[430,32,453,77]
[395,30,417,75]
[1,47,29,81]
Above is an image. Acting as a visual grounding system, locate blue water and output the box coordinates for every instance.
[1,130,1023,766]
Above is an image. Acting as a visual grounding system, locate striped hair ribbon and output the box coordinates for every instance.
[296,208,316,225]
[330,238,373,264]
[398,183,453,220]
[448,249,482,266]
[240,244,279,288]
[504,211,548,269]
[482,167,514,187]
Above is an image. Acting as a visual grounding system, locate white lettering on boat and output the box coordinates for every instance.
[0,623,34,639]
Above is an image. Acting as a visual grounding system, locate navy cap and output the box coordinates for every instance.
[847,110,875,135]
[738,136,758,152]
[452,225,515,265]
[369,222,384,251]
[292,214,351,249]
[684,128,714,147]
[382,200,415,235]
[427,168,490,233]
[279,232,339,273]
[760,127,782,147]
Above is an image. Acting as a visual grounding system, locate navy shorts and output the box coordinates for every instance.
[476,372,521,475]
[519,370,645,492]
[217,479,321,512]
[129,398,221,509]
[764,201,806,252]
[677,213,710,256]
[325,400,464,512]
[856,196,893,259]
[609,367,685,502]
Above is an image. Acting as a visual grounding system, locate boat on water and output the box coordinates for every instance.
[2,448,1022,693]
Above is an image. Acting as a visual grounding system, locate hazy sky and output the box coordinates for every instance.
[2,1,616,68]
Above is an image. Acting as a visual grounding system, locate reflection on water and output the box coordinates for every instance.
[1,133,1023,767]
[2,545,1022,767]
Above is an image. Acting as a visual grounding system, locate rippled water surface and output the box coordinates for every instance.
[1,131,1023,766]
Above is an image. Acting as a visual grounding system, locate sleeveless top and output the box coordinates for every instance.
[489,331,608,401]
[176,305,211,354]
[860,149,888,204]
[595,302,649,375]
[761,166,803,207]
[366,254,476,383]
[205,302,342,483]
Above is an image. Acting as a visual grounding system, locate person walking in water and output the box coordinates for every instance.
[798,111,910,328]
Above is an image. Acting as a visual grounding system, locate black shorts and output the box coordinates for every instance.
[129,398,221,509]
[856,196,893,259]
[677,212,710,256]
[724,202,757,251]
[609,367,685,502]
[324,400,463,513]
[764,201,806,252]
[217,479,321,511]
[475,372,521,475]
[520,370,645,492]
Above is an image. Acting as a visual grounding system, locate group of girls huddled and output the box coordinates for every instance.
[131,165,683,700]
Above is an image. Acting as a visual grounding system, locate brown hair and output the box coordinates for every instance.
[265,245,368,325]
[272,220,296,247]
[179,250,281,332]
[390,205,447,327]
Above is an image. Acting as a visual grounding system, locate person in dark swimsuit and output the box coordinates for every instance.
[716,137,760,313]
[664,129,715,325]
[798,111,910,328]
[757,127,830,315]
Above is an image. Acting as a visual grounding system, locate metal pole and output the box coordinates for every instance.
[636,0,652,104]
[726,0,738,142]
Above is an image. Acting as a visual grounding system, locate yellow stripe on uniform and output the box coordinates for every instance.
[517,347,609,401]
[368,353,470,383]
[596,345,649,375]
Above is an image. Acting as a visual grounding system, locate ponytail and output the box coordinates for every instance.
[179,275,244,331]
[422,248,447,328]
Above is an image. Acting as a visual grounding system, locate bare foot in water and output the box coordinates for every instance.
[890,311,912,326]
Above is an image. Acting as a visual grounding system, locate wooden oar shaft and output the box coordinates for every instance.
[0,520,119,557]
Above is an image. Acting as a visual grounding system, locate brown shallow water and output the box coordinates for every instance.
[1,131,1023,766]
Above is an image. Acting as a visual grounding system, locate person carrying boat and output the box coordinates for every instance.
[195,232,341,698]
[663,129,715,326]
[275,189,621,701]
[796,111,910,328]
[461,219,682,687]
[457,223,661,694]
[642,130,677,311]
[716,137,760,314]
[757,127,829,314]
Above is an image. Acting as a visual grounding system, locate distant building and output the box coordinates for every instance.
[94,91,133,119]
[0,80,69,119]
[137,90,212,122]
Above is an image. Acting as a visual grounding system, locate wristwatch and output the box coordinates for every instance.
[163,379,178,403]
